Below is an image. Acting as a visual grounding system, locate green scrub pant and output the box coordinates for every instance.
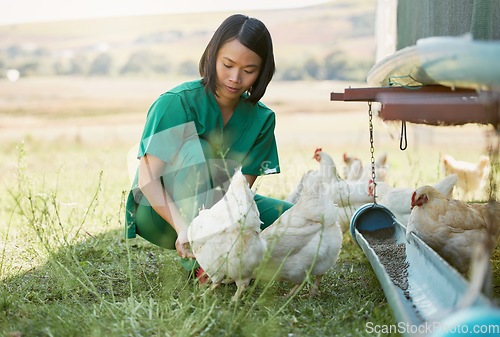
[131,193,292,271]
[125,137,293,271]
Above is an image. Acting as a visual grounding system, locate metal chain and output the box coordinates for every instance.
[368,101,377,204]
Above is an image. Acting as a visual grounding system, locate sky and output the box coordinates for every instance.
[1,0,332,25]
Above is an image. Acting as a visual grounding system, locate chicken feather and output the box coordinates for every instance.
[407,185,499,274]
[378,174,458,226]
[260,182,342,297]
[442,154,489,200]
[343,152,389,182]
[285,148,337,204]
[187,168,266,301]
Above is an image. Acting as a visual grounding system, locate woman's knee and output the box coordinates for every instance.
[254,194,293,229]
[135,204,177,249]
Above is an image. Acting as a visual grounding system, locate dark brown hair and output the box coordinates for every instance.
[199,14,275,105]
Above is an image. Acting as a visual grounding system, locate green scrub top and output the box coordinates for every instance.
[137,79,280,179]
[126,79,282,238]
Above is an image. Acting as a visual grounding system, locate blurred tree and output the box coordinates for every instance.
[69,54,90,75]
[89,53,112,75]
[34,47,50,58]
[120,50,171,76]
[278,65,307,81]
[120,51,148,74]
[150,58,170,74]
[35,58,56,76]
[304,57,321,79]
[0,43,372,81]
[7,45,24,59]
[54,57,75,75]
[323,51,349,80]
[18,61,40,76]
[178,60,198,77]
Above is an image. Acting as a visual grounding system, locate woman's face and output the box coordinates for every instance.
[215,39,262,104]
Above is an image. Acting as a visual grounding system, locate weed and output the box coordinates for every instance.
[1,137,498,337]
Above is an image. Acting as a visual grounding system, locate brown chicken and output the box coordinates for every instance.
[407,185,500,274]
[468,201,500,240]
[377,174,457,227]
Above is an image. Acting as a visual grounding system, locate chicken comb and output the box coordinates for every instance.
[411,191,416,205]
[368,179,375,196]
[195,267,209,284]
[313,148,323,160]
[343,153,347,162]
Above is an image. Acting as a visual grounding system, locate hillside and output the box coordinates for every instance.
[0,0,376,80]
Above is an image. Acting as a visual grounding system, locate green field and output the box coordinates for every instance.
[0,75,498,336]
[1,1,498,335]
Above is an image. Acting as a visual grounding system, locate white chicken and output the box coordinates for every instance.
[406,185,500,274]
[343,152,389,182]
[377,174,458,227]
[442,154,490,200]
[342,153,363,181]
[333,178,375,233]
[187,168,266,301]
[285,148,337,204]
[260,182,342,298]
[285,148,374,233]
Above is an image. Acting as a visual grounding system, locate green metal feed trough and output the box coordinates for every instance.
[350,203,500,336]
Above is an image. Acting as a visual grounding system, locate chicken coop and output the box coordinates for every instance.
[332,0,500,336]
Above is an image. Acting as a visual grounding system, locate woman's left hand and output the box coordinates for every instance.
[175,229,195,259]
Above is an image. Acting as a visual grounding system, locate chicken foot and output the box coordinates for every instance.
[200,279,248,302]
[231,281,248,302]
[285,275,324,298]
[284,284,301,299]
[308,274,323,297]
[198,281,221,298]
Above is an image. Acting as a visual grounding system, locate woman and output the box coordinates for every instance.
[125,14,293,274]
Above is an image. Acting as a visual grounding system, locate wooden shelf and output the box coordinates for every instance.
[331,85,499,126]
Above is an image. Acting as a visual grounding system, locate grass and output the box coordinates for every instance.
[1,135,499,337]
[0,139,401,337]
[0,77,499,336]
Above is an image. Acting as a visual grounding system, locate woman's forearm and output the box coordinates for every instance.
[139,177,188,233]
[138,154,189,234]
[138,154,193,258]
